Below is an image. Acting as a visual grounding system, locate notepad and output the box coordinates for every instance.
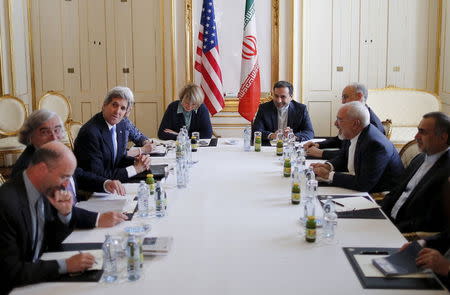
[142,236,173,256]
[76,199,127,213]
[41,250,103,271]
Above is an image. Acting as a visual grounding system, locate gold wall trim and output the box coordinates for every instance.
[170,0,176,102]
[435,0,443,94]
[271,0,279,86]
[27,0,36,109]
[6,0,15,95]
[185,0,193,83]
[161,0,166,108]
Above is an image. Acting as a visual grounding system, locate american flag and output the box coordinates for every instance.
[194,0,224,115]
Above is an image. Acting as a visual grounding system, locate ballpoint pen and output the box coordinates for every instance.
[332,200,345,207]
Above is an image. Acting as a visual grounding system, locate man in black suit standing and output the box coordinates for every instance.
[304,83,385,160]
[74,86,151,182]
[382,112,450,233]
[253,81,314,142]
[0,142,96,293]
[311,101,404,193]
[12,109,127,229]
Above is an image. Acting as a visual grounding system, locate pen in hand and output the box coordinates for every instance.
[79,250,97,265]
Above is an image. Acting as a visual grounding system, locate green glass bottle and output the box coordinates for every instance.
[305,216,317,243]
[254,132,262,152]
[283,158,291,177]
[276,139,283,156]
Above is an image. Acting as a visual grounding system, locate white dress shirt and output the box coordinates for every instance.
[277,104,289,131]
[106,122,137,177]
[390,148,449,219]
[327,132,361,182]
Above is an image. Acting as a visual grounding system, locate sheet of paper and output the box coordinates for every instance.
[124,183,140,195]
[123,200,138,214]
[76,199,127,213]
[332,196,380,212]
[41,250,103,271]
[354,254,433,278]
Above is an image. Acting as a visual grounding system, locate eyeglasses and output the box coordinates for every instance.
[39,126,63,137]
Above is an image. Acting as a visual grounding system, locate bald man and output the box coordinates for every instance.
[0,142,99,293]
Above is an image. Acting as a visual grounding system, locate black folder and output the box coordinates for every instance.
[129,164,168,182]
[49,243,104,282]
[343,247,444,290]
[199,138,218,147]
[317,195,386,219]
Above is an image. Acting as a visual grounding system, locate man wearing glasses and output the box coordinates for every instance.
[304,83,384,159]
[11,109,127,228]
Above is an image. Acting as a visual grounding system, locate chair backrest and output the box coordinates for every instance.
[0,95,28,136]
[399,139,421,168]
[67,120,83,149]
[381,119,392,139]
[38,91,72,124]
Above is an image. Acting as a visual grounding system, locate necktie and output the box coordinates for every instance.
[111,125,118,162]
[33,198,45,262]
[67,178,77,204]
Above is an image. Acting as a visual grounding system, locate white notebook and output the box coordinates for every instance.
[40,250,103,270]
[331,196,380,212]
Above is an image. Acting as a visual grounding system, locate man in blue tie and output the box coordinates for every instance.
[74,86,151,182]
[0,141,96,293]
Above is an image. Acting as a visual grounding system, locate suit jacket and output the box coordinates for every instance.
[381,150,450,233]
[253,100,314,142]
[426,231,450,255]
[74,112,135,182]
[0,176,78,293]
[157,101,213,140]
[124,117,149,146]
[319,106,384,160]
[329,124,404,193]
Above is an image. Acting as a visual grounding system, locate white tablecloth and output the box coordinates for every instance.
[12,138,446,294]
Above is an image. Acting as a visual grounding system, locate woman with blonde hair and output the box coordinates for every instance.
[158,83,212,140]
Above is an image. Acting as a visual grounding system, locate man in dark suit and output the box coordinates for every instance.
[11,109,127,229]
[382,112,450,233]
[74,86,151,182]
[253,81,314,142]
[312,101,404,193]
[0,142,96,293]
[304,83,385,160]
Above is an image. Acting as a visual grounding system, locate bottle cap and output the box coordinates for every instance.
[146,174,154,178]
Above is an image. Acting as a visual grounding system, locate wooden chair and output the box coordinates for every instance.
[381,119,392,139]
[0,95,28,167]
[38,91,73,146]
[0,173,5,186]
[399,139,420,168]
[66,120,83,150]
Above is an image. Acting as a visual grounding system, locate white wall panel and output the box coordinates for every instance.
[308,101,333,137]
[132,0,163,96]
[308,0,332,91]
[38,0,64,92]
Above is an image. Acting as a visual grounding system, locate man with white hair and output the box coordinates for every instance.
[312,101,404,193]
[304,83,385,159]
[74,86,151,182]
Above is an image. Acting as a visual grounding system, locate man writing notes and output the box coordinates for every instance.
[304,83,385,159]
[382,112,450,233]
[253,81,314,142]
[11,109,127,228]
[0,142,96,293]
[312,101,404,193]
[74,86,151,182]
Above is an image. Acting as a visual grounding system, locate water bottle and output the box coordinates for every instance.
[301,178,318,223]
[126,234,141,281]
[243,126,251,151]
[155,181,166,217]
[176,158,186,188]
[137,181,149,218]
[102,234,118,283]
[323,196,338,240]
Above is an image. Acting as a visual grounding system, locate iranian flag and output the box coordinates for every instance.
[238,0,261,122]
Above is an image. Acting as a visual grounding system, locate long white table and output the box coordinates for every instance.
[12,139,447,294]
